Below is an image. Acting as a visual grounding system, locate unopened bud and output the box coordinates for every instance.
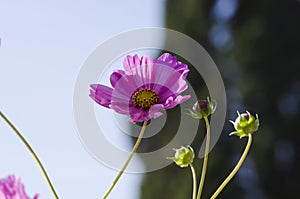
[168,146,195,168]
[229,111,259,138]
[186,97,216,119]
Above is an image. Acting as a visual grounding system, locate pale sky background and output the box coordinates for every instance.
[0,1,165,198]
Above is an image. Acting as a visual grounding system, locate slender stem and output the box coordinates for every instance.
[102,121,148,199]
[189,164,197,199]
[0,111,59,199]
[196,116,211,199]
[210,134,253,199]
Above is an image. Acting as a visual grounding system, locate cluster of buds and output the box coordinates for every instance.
[170,97,260,170]
[168,96,260,199]
[229,111,260,138]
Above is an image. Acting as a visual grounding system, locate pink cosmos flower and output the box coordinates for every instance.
[90,53,191,123]
[0,175,39,199]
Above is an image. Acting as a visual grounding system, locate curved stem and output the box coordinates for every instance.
[102,121,147,199]
[210,134,252,199]
[197,116,211,199]
[189,164,197,199]
[0,111,59,199]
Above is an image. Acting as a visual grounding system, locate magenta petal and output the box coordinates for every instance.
[149,64,188,96]
[137,55,154,85]
[123,54,141,72]
[155,85,176,102]
[89,84,113,108]
[111,101,137,115]
[156,53,189,78]
[178,95,191,103]
[133,55,141,67]
[18,178,30,199]
[129,110,151,123]
[110,70,125,87]
[129,104,165,123]
[0,175,38,199]
[174,61,189,79]
[149,104,164,119]
[123,55,134,71]
[141,55,154,67]
[163,73,188,95]
[113,75,139,98]
[163,95,191,109]
[157,53,176,64]
[110,104,129,114]
[122,55,154,87]
[0,190,5,198]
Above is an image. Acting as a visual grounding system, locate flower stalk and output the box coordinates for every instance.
[196,116,211,199]
[102,120,148,199]
[190,164,197,199]
[210,133,252,199]
[0,111,59,199]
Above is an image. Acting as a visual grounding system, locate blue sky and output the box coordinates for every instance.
[0,1,165,198]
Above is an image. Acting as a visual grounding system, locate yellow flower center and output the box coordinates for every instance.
[132,88,159,109]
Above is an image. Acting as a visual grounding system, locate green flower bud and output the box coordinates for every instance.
[168,146,195,168]
[229,111,260,138]
[185,97,217,119]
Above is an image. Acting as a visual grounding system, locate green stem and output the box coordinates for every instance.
[190,164,197,199]
[0,111,59,199]
[210,133,252,199]
[102,121,147,199]
[196,116,211,199]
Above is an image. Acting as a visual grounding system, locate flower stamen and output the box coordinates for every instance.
[132,88,158,109]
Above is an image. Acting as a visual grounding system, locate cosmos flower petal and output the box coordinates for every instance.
[156,53,189,78]
[127,105,165,123]
[138,55,154,85]
[110,102,128,114]
[113,56,153,98]
[110,70,125,88]
[0,175,39,199]
[123,55,154,86]
[153,85,176,102]
[174,62,189,79]
[0,191,5,198]
[126,66,145,87]
[157,53,176,64]
[163,72,188,95]
[89,84,113,108]
[141,55,154,68]
[113,76,139,98]
[133,54,141,68]
[163,95,191,109]
[149,104,165,119]
[129,110,151,123]
[123,55,134,71]
[150,64,188,96]
[123,54,141,72]
[111,100,140,115]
